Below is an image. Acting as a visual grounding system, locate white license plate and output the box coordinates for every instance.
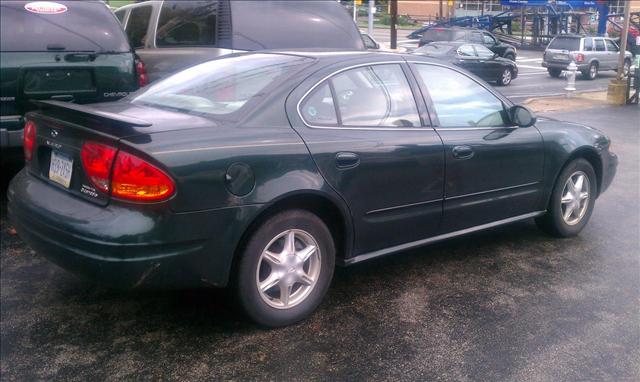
[553,54,567,60]
[49,151,73,188]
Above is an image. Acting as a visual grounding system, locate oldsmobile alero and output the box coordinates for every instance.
[8,51,617,327]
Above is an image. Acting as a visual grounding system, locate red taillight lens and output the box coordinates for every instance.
[112,151,174,202]
[135,59,148,87]
[81,141,117,192]
[23,120,37,161]
[576,53,585,63]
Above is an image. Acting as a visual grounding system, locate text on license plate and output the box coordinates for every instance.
[49,151,73,188]
[553,54,567,60]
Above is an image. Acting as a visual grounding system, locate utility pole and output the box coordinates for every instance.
[353,0,357,22]
[390,0,397,50]
[439,0,443,21]
[368,0,375,36]
[616,0,631,81]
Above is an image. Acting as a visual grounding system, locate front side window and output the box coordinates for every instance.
[605,39,619,52]
[132,54,312,117]
[114,9,126,24]
[595,39,605,52]
[300,83,337,126]
[330,64,420,127]
[483,33,496,45]
[156,1,217,47]
[415,65,507,128]
[126,5,152,48]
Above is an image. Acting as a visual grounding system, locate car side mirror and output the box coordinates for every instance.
[509,105,536,127]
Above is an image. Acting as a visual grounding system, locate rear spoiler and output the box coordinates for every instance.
[32,100,152,127]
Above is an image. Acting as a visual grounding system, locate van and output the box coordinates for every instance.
[114,0,366,83]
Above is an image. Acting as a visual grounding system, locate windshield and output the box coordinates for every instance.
[0,1,130,53]
[415,44,454,56]
[548,37,580,51]
[131,54,313,117]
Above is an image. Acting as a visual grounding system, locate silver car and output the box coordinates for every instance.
[542,35,632,80]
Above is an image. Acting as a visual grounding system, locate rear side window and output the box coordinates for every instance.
[156,1,217,47]
[300,83,337,126]
[583,38,593,51]
[126,5,152,49]
[548,37,580,51]
[329,64,420,127]
[458,44,476,57]
[0,1,130,52]
[595,39,605,52]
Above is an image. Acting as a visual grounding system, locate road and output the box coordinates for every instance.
[367,28,614,102]
[1,104,638,381]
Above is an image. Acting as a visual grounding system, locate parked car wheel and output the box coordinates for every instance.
[547,68,562,78]
[536,158,597,237]
[497,67,513,86]
[582,62,598,80]
[236,210,335,327]
[504,53,515,61]
[620,59,631,77]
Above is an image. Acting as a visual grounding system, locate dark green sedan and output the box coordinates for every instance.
[8,51,617,327]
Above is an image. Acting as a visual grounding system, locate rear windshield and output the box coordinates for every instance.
[0,1,130,53]
[131,54,313,118]
[415,44,454,56]
[548,37,580,51]
[422,29,465,42]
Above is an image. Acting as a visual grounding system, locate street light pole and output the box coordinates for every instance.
[368,0,375,36]
[616,0,631,81]
[390,0,397,49]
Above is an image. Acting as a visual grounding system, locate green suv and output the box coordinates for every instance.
[0,1,139,163]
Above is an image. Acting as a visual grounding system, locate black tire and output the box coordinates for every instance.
[504,53,515,61]
[236,209,335,327]
[547,68,562,78]
[582,62,598,80]
[497,67,513,86]
[535,158,597,238]
[620,59,631,77]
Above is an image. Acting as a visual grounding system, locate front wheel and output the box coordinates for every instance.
[497,67,513,86]
[535,158,597,237]
[620,59,631,77]
[236,210,335,327]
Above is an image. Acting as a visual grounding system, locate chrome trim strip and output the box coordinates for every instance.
[341,211,545,265]
[296,61,429,131]
[152,142,304,155]
[366,198,442,215]
[445,181,540,201]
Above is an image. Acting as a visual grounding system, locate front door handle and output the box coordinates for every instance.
[452,145,474,160]
[335,152,360,169]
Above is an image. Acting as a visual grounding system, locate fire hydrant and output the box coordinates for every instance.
[565,61,577,98]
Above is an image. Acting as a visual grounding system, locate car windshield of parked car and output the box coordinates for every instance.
[548,37,580,51]
[416,65,508,127]
[415,44,454,56]
[131,54,312,117]
[0,1,130,52]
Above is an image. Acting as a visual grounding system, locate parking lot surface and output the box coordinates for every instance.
[1,105,638,381]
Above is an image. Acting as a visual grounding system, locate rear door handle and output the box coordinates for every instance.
[335,152,359,169]
[452,145,474,160]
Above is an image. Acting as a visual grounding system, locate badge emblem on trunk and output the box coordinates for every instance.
[50,129,59,138]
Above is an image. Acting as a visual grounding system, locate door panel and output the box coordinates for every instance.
[289,63,445,255]
[412,63,544,232]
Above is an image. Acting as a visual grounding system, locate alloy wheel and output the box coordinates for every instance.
[589,64,598,79]
[256,229,321,309]
[560,171,590,226]
[502,69,512,85]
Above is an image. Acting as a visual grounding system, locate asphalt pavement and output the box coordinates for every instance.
[1,103,638,381]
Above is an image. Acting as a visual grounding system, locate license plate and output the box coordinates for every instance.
[49,151,73,188]
[553,54,567,60]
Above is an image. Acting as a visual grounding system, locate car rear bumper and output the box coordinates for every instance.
[8,169,260,289]
[542,61,589,71]
[1,115,24,148]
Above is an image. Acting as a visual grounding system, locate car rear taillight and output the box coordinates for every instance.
[112,151,175,202]
[576,53,585,63]
[23,119,37,161]
[81,141,174,202]
[135,58,149,87]
[81,142,118,192]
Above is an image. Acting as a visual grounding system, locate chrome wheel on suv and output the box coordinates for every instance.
[583,62,598,80]
[497,68,512,86]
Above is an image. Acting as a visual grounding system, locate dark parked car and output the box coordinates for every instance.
[8,51,617,327]
[413,42,518,86]
[418,27,517,61]
[0,0,140,163]
[114,0,365,82]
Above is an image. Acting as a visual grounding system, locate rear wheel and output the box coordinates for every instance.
[497,67,513,86]
[621,59,631,77]
[236,210,335,327]
[547,68,562,78]
[535,158,597,237]
[504,53,515,61]
[582,62,598,80]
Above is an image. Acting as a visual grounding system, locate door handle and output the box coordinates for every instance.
[335,152,360,169]
[452,145,474,160]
